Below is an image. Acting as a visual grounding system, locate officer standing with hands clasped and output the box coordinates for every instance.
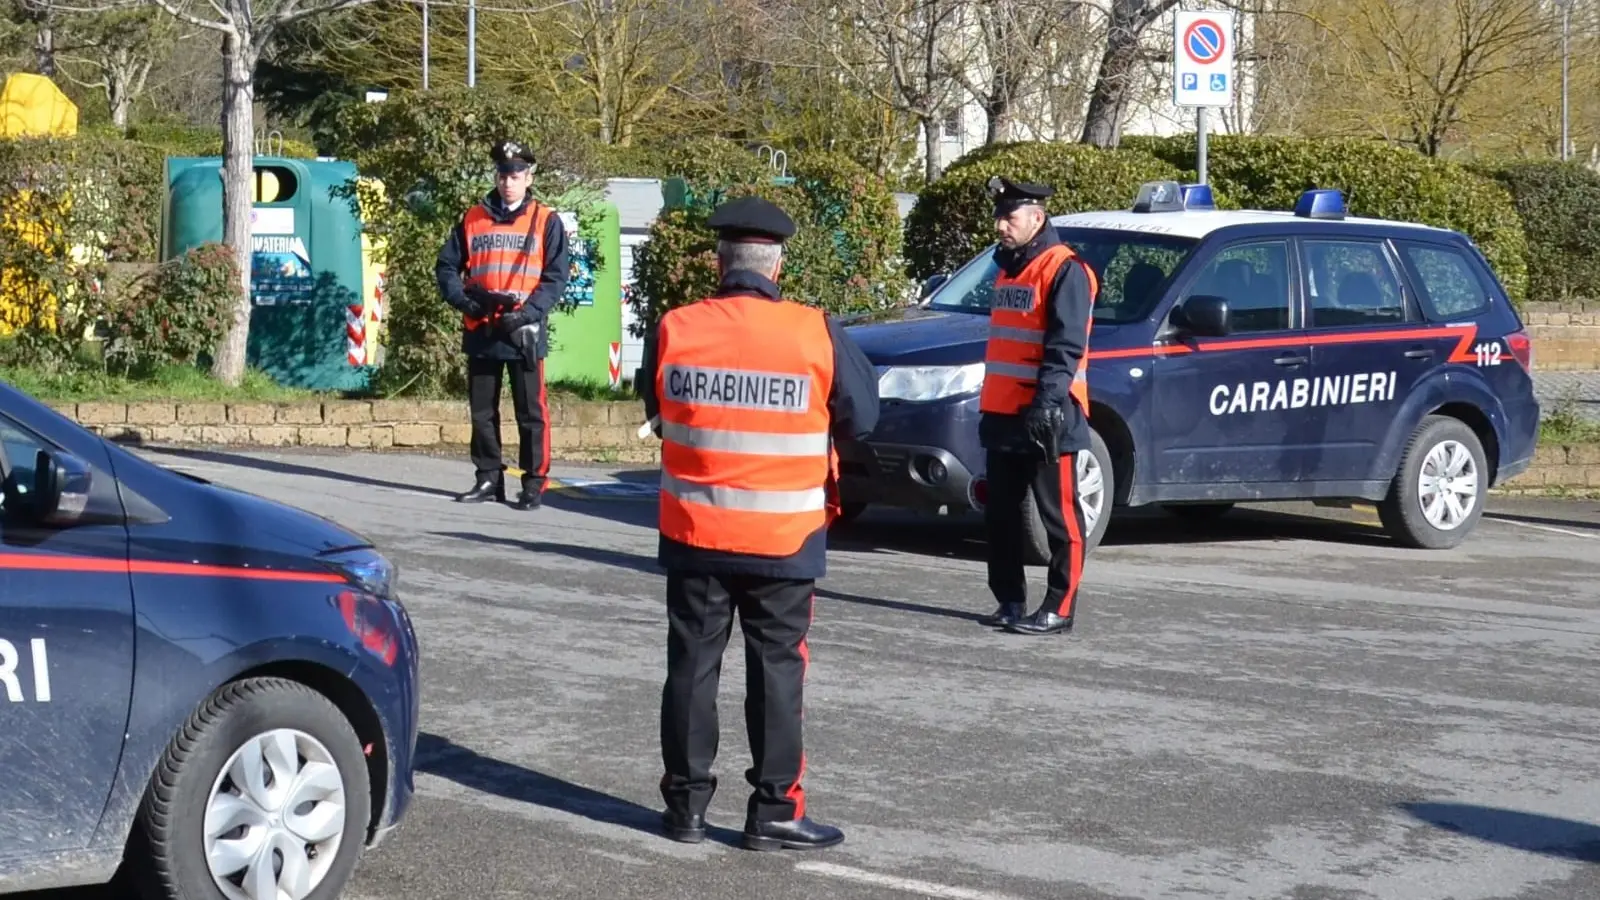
[638,194,879,851]
[435,138,569,510]
[976,176,1099,637]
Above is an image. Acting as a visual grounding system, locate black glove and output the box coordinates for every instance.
[1023,403,1064,459]
[462,298,487,320]
[499,307,536,333]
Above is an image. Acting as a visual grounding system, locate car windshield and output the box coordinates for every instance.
[924,226,1199,324]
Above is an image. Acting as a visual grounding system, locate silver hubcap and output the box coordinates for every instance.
[204,728,347,900]
[1418,439,1478,531]
[1078,450,1106,536]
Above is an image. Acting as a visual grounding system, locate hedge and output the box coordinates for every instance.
[1475,159,1600,304]
[1122,134,1530,305]
[626,139,908,337]
[901,142,1189,281]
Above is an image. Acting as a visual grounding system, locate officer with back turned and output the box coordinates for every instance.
[637,194,879,851]
[976,175,1099,636]
[435,138,569,509]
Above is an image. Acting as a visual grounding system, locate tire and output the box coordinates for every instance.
[1023,427,1114,565]
[1376,414,1488,550]
[1162,502,1235,521]
[128,677,372,900]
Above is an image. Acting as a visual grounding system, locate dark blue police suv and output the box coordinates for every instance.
[0,379,420,899]
[838,182,1540,562]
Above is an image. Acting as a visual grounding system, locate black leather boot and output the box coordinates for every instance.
[510,486,543,510]
[743,816,845,851]
[1005,607,1074,635]
[978,601,1026,627]
[661,810,706,843]
[455,477,504,503]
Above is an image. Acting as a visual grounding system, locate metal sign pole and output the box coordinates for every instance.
[1198,107,1208,185]
[422,0,430,90]
[467,0,477,87]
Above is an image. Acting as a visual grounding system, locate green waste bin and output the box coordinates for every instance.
[163,156,375,392]
[545,203,623,387]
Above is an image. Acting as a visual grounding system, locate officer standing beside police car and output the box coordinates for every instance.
[976,176,1098,637]
[435,138,569,510]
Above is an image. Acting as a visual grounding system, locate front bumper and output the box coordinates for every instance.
[838,440,978,512]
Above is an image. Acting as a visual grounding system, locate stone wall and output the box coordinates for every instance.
[49,398,1600,494]
[1523,301,1600,370]
[59,397,664,464]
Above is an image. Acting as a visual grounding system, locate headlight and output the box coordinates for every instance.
[877,363,984,402]
[322,546,397,599]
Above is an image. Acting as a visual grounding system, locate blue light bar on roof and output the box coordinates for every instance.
[1180,184,1215,210]
[1294,188,1346,220]
[1132,180,1185,213]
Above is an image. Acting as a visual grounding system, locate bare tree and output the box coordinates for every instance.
[57,7,188,127]
[947,0,1090,143]
[1079,0,1181,147]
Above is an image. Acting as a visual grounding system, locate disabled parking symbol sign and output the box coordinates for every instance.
[1172,9,1235,109]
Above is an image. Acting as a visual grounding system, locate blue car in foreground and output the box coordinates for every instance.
[0,380,420,899]
[839,182,1540,562]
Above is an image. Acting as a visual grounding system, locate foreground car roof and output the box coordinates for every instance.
[1049,208,1455,240]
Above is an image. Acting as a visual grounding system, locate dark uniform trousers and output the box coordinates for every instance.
[660,570,812,824]
[984,449,1087,619]
[467,355,550,492]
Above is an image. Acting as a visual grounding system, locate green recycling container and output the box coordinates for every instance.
[545,202,623,387]
[163,156,375,391]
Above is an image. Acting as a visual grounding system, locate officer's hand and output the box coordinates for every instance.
[1024,403,1063,451]
[500,308,534,332]
[463,299,487,319]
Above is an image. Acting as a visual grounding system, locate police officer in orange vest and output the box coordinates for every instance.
[637,195,879,851]
[435,138,569,509]
[976,176,1098,637]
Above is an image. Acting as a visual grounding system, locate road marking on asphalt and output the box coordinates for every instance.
[1485,515,1597,540]
[794,861,1030,900]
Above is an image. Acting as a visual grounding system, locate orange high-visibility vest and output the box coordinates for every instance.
[979,244,1098,417]
[655,294,838,558]
[461,201,552,329]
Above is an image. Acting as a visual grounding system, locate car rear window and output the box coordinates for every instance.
[1395,241,1491,320]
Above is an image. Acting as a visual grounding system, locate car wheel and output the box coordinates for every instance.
[1377,414,1488,550]
[1024,428,1113,565]
[128,677,371,900]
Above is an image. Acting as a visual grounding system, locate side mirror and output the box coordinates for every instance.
[920,273,949,299]
[29,448,92,526]
[1173,294,1230,337]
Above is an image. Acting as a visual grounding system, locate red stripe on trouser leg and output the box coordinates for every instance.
[536,361,551,479]
[783,593,814,820]
[1056,453,1083,618]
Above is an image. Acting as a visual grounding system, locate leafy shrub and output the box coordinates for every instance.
[626,146,909,338]
[101,242,238,376]
[324,85,609,397]
[1122,134,1530,305]
[1475,159,1600,303]
[901,141,1189,281]
[123,123,321,160]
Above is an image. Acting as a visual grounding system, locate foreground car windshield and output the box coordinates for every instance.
[926,226,1199,324]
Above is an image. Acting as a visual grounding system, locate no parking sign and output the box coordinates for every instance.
[1173,9,1235,108]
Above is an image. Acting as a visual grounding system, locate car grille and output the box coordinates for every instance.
[874,446,910,477]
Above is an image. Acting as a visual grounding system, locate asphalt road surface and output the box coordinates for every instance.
[26,447,1600,900]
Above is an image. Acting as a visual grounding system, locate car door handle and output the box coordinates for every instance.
[1405,348,1433,359]
[1273,353,1308,366]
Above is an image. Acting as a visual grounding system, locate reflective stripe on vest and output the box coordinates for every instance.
[655,294,836,558]
[979,244,1098,417]
[461,201,550,329]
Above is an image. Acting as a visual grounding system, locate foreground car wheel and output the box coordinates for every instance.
[1377,414,1488,550]
[1024,428,1113,565]
[129,677,371,900]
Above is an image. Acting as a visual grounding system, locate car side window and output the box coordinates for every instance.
[1394,241,1491,320]
[0,415,47,515]
[1302,239,1409,327]
[1183,240,1292,333]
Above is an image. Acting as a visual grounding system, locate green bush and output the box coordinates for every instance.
[101,242,239,376]
[626,146,909,339]
[1476,159,1600,303]
[901,141,1189,281]
[123,123,321,160]
[1122,134,1530,305]
[324,85,610,398]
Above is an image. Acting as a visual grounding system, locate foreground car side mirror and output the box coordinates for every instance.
[29,448,93,526]
[1172,294,1231,338]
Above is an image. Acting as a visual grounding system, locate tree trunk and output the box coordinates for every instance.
[1080,0,1165,148]
[211,29,259,387]
[922,115,941,183]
